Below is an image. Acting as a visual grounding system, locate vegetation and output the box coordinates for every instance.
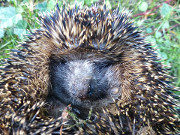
[0,0,180,89]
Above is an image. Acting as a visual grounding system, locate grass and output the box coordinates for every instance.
[0,0,180,89]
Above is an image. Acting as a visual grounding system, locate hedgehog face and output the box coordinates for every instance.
[49,48,121,112]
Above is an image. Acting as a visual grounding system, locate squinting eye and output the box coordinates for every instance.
[94,61,112,70]
[59,59,67,64]
[110,87,119,95]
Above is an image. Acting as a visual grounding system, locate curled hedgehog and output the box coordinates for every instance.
[0,3,179,135]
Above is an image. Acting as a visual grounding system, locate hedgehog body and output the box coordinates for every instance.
[0,4,179,135]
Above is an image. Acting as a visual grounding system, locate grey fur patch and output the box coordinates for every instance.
[64,60,94,99]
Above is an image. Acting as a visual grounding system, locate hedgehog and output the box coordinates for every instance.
[0,3,179,135]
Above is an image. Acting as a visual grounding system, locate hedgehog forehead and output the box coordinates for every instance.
[54,60,94,96]
[66,60,94,80]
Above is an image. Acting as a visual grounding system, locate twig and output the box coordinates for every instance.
[60,104,71,135]
[133,0,173,17]
[143,23,180,37]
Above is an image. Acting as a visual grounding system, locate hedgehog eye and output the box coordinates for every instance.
[59,58,67,64]
[94,62,111,70]
[110,87,119,95]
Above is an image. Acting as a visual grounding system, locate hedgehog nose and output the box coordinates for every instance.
[79,95,87,100]
[78,90,88,100]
